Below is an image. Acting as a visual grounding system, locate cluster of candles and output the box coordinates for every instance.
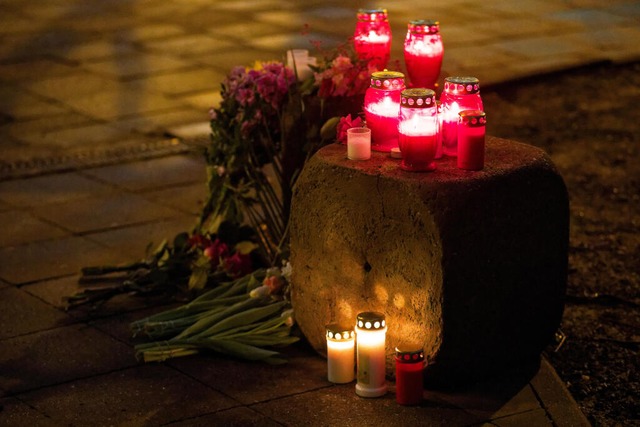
[326,312,425,405]
[348,9,487,172]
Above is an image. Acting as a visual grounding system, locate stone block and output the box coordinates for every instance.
[290,137,568,386]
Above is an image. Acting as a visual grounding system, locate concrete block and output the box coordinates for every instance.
[290,137,568,386]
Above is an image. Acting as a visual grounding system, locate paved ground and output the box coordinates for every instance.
[2,0,639,425]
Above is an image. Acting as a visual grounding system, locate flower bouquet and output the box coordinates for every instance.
[67,40,376,363]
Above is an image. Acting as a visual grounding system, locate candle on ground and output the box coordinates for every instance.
[326,324,355,384]
[355,312,387,398]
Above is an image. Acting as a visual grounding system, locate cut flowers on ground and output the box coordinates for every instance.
[68,40,379,364]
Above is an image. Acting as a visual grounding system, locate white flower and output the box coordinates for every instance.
[281,261,292,282]
[281,308,295,327]
[249,285,270,298]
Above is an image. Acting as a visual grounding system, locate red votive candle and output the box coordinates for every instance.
[398,88,438,172]
[457,110,487,171]
[440,76,483,157]
[403,20,444,90]
[395,346,425,405]
[354,9,392,70]
[364,71,405,152]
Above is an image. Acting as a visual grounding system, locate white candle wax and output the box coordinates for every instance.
[355,312,387,398]
[327,338,355,383]
[347,127,371,160]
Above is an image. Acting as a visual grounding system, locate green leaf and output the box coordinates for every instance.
[192,301,286,338]
[235,241,259,255]
[320,116,340,141]
[187,255,210,291]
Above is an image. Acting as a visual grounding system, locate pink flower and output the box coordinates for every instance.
[203,239,229,268]
[223,252,253,278]
[336,115,364,144]
[188,234,211,250]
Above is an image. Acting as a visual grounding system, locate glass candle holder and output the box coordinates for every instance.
[403,20,444,90]
[435,100,443,159]
[364,71,405,153]
[353,9,392,70]
[347,127,372,160]
[457,110,486,171]
[326,324,356,384]
[355,312,387,398]
[441,76,483,157]
[395,346,425,406]
[398,88,438,172]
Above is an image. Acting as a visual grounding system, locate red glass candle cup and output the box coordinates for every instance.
[354,9,392,70]
[435,100,443,159]
[404,20,444,90]
[364,71,405,153]
[398,88,438,172]
[395,346,425,405]
[457,110,486,171]
[441,76,483,157]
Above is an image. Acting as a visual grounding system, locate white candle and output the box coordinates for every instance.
[347,127,371,160]
[287,49,314,81]
[355,312,387,397]
[326,324,355,384]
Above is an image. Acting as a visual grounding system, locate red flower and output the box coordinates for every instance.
[188,234,212,250]
[203,239,229,268]
[223,252,253,278]
[263,275,284,294]
[336,115,364,144]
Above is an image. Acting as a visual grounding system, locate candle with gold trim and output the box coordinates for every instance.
[326,324,355,384]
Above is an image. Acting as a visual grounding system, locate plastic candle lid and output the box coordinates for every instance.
[326,324,355,341]
[395,345,425,363]
[458,110,487,127]
[356,312,386,330]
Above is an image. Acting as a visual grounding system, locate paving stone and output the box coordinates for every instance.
[81,155,206,191]
[83,215,198,259]
[2,112,100,139]
[252,382,482,427]
[15,122,139,149]
[0,236,126,284]
[491,408,553,426]
[0,287,72,339]
[17,364,238,426]
[23,73,122,101]
[144,35,237,57]
[0,172,113,208]
[530,358,591,426]
[0,58,78,83]
[0,324,136,394]
[136,68,226,96]
[0,87,70,120]
[291,139,569,386]
[30,192,181,234]
[142,183,207,215]
[0,396,58,426]
[58,88,182,121]
[169,406,281,427]
[81,53,194,79]
[113,108,207,136]
[0,210,68,247]
[170,350,330,404]
[89,304,181,343]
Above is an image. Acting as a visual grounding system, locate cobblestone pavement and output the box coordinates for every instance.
[1,0,639,425]
[1,0,639,175]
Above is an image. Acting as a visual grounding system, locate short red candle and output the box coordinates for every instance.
[403,20,444,90]
[441,76,483,157]
[364,71,405,152]
[457,110,487,171]
[398,88,437,171]
[395,346,425,406]
[354,9,392,70]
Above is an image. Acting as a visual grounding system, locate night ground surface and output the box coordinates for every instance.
[484,60,640,426]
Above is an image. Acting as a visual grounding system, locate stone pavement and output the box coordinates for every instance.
[1,0,638,425]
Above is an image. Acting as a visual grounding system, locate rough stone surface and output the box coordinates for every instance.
[290,137,569,386]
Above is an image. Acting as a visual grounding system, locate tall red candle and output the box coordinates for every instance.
[457,110,486,171]
[441,76,483,157]
[395,346,425,406]
[403,20,444,90]
[398,88,438,171]
[353,9,392,70]
[364,71,405,152]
